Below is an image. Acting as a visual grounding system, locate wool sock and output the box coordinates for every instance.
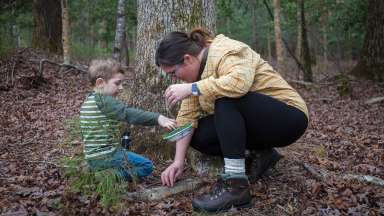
[224,158,246,176]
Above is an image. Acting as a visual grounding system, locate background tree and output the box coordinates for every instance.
[299,0,313,82]
[351,0,384,81]
[250,0,258,50]
[295,0,302,61]
[112,0,126,63]
[32,0,62,54]
[61,0,70,64]
[273,0,284,72]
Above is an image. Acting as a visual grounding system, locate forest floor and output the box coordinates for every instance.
[0,49,383,216]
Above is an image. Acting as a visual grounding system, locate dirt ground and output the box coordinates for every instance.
[0,49,383,215]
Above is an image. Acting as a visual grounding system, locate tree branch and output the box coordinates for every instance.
[303,163,384,188]
[125,178,206,201]
[365,96,384,105]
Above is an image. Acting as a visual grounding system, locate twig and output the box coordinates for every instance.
[365,96,384,105]
[125,178,205,201]
[276,204,292,215]
[302,163,324,181]
[302,163,384,188]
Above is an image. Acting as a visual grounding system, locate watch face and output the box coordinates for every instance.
[192,83,199,95]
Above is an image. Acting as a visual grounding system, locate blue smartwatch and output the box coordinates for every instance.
[191,83,200,96]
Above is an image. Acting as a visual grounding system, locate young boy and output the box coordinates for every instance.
[80,58,176,181]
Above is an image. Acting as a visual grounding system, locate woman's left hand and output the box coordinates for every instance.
[165,83,192,107]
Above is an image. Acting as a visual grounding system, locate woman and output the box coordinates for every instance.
[156,29,308,212]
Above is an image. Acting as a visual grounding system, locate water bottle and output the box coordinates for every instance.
[121,131,132,150]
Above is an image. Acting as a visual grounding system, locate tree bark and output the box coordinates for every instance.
[61,0,70,64]
[295,0,302,61]
[299,0,313,82]
[320,0,328,70]
[133,0,216,110]
[32,0,62,54]
[131,0,215,158]
[202,0,216,34]
[99,19,108,49]
[250,0,258,50]
[273,0,284,72]
[122,31,130,66]
[351,0,384,81]
[112,0,126,63]
[267,33,272,63]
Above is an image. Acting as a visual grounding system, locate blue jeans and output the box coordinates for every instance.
[87,149,153,181]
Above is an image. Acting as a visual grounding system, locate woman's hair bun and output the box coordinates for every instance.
[188,28,212,48]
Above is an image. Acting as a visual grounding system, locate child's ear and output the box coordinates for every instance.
[95,78,105,88]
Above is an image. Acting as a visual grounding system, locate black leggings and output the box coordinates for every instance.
[190,92,308,159]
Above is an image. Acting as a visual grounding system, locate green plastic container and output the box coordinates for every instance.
[162,123,193,142]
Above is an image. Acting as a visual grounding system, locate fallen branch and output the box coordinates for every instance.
[38,59,88,76]
[365,96,384,105]
[302,163,384,188]
[287,79,314,87]
[125,178,205,201]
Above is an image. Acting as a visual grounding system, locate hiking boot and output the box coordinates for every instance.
[246,148,283,183]
[192,174,252,213]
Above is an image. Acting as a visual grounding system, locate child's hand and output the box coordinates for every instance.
[158,115,176,130]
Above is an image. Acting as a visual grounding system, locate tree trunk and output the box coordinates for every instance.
[351,0,384,81]
[32,0,62,54]
[250,0,258,50]
[99,19,108,49]
[273,0,284,72]
[202,0,216,33]
[133,0,216,110]
[132,0,216,165]
[267,33,272,63]
[295,0,302,61]
[319,0,328,72]
[122,31,130,66]
[112,0,126,63]
[61,0,70,64]
[299,0,313,82]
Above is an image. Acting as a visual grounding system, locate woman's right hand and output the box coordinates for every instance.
[161,160,184,187]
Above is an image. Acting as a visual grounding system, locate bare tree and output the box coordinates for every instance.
[299,0,313,82]
[320,0,328,69]
[61,0,70,64]
[112,0,126,63]
[32,0,62,54]
[273,0,284,72]
[250,0,258,50]
[352,0,384,81]
[295,0,302,61]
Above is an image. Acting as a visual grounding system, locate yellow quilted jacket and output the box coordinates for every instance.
[176,34,308,128]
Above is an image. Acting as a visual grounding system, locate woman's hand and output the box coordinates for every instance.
[157,115,177,130]
[161,160,184,187]
[165,83,192,108]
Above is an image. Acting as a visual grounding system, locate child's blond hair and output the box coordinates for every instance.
[88,58,124,85]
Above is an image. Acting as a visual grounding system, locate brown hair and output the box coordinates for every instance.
[155,28,213,66]
[88,58,124,85]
